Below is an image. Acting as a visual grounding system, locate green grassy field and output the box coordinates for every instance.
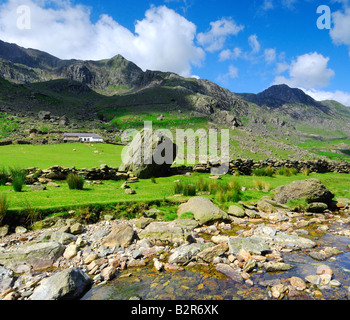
[0,143,125,169]
[1,172,349,214]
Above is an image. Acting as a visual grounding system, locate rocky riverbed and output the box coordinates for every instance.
[0,190,350,301]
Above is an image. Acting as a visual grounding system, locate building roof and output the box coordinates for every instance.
[64,133,103,139]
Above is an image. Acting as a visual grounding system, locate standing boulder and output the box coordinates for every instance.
[273,179,334,204]
[38,111,51,121]
[119,128,177,179]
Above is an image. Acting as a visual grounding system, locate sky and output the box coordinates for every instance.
[0,0,350,106]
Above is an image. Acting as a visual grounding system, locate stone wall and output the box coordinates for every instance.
[192,159,350,175]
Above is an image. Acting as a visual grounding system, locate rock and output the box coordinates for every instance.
[245,209,260,218]
[31,184,47,191]
[40,231,77,245]
[0,242,64,273]
[101,223,135,248]
[100,266,117,281]
[227,205,245,218]
[134,217,154,229]
[119,128,178,179]
[253,225,316,250]
[47,182,60,188]
[15,226,27,234]
[125,188,136,195]
[138,221,195,245]
[153,258,164,272]
[228,236,271,255]
[30,267,92,300]
[0,266,14,294]
[273,179,334,204]
[316,265,333,277]
[63,244,78,260]
[257,200,279,213]
[271,284,288,299]
[38,111,51,121]
[289,277,307,291]
[197,243,229,263]
[308,202,328,213]
[84,253,98,265]
[177,197,229,225]
[70,223,84,235]
[0,225,9,237]
[215,264,243,283]
[305,275,321,285]
[168,243,213,265]
[264,261,295,272]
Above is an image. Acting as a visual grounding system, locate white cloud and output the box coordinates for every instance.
[216,64,239,85]
[302,88,350,107]
[273,52,335,89]
[264,48,276,63]
[0,0,205,77]
[197,18,244,52]
[330,7,350,56]
[218,47,241,61]
[248,34,261,54]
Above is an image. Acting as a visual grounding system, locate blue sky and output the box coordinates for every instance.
[0,0,350,105]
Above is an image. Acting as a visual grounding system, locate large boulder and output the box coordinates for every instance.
[273,179,334,204]
[119,128,177,179]
[0,242,65,273]
[30,267,92,300]
[177,197,229,225]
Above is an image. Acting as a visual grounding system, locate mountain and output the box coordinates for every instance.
[0,39,350,161]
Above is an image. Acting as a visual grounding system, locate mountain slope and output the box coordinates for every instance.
[0,39,350,161]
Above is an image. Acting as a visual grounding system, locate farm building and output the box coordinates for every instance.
[64,133,104,143]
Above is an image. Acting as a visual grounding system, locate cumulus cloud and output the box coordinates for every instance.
[330,6,350,56]
[0,0,205,77]
[197,18,244,52]
[218,47,241,62]
[302,88,350,107]
[273,52,335,89]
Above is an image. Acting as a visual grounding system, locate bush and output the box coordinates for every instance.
[67,173,85,190]
[0,167,9,186]
[9,167,26,192]
[210,179,242,203]
[252,166,274,177]
[196,177,209,192]
[174,181,184,194]
[0,193,8,225]
[183,183,196,196]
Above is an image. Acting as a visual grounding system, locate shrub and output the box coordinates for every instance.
[67,173,85,190]
[0,167,9,186]
[252,166,274,177]
[0,193,8,225]
[196,177,209,192]
[9,167,26,192]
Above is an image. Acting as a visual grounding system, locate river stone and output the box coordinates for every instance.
[307,202,328,213]
[197,243,229,263]
[119,128,178,179]
[253,225,316,249]
[138,221,196,245]
[0,266,14,293]
[168,243,213,265]
[177,197,229,225]
[40,230,77,245]
[0,225,9,237]
[264,261,296,272]
[101,223,135,248]
[227,205,245,218]
[30,267,92,300]
[228,236,271,255]
[0,242,65,273]
[215,263,243,283]
[273,179,334,204]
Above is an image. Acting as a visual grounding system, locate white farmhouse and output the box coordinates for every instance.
[64,133,104,143]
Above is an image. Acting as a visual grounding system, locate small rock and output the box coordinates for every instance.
[305,275,321,285]
[15,226,27,234]
[100,266,117,281]
[153,259,164,272]
[63,244,78,260]
[289,277,307,291]
[70,223,84,235]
